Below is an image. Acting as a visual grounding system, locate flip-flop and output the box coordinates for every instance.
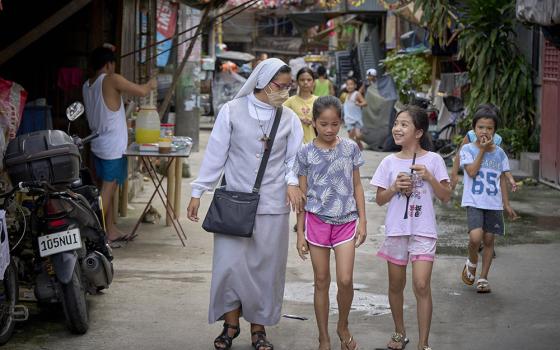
[108,240,125,249]
[110,233,133,242]
[387,332,409,350]
[461,259,477,286]
[125,233,139,241]
[476,278,491,293]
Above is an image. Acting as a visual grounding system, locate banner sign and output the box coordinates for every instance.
[156,0,178,67]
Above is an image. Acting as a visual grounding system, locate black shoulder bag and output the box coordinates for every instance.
[202,107,282,237]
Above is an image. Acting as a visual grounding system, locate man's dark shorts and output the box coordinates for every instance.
[466,206,504,235]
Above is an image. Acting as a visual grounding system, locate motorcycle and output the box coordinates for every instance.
[1,101,113,335]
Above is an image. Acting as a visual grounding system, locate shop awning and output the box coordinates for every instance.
[177,0,228,10]
[216,50,255,62]
[288,1,385,32]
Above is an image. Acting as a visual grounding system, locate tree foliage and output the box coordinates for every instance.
[415,0,536,155]
[381,51,432,103]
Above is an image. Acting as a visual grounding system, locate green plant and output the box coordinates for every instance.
[381,51,431,102]
[415,0,537,157]
[414,0,454,46]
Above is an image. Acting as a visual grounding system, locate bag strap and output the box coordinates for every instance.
[253,106,282,193]
[219,106,283,192]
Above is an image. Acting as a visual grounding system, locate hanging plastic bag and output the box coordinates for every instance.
[516,0,560,26]
[212,71,246,115]
[0,77,28,141]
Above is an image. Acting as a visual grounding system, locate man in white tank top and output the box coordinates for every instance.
[82,46,156,243]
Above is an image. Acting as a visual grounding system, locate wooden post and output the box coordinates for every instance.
[158,5,211,117]
[113,184,119,224]
[120,179,129,217]
[430,56,438,101]
[395,15,400,51]
[174,158,183,219]
[166,158,176,226]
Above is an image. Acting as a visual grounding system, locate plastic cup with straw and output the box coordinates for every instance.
[403,152,417,219]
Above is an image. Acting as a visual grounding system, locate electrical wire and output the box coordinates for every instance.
[121,0,259,59]
[141,0,259,63]
[222,19,291,30]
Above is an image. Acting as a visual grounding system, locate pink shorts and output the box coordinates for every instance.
[377,235,436,266]
[305,212,357,248]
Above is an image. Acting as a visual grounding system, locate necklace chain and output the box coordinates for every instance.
[253,105,273,151]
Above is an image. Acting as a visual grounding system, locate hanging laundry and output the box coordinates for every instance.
[57,67,84,92]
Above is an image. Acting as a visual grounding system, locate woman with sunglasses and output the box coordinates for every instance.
[186,58,305,350]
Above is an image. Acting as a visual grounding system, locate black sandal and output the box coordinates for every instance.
[252,330,274,350]
[214,322,240,350]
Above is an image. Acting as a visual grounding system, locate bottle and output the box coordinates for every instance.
[135,104,160,144]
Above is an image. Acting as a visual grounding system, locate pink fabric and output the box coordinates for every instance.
[0,77,27,139]
[377,235,436,266]
[305,212,356,248]
[370,152,449,239]
[57,67,84,92]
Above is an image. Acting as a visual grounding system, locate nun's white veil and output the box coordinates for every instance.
[234,58,287,99]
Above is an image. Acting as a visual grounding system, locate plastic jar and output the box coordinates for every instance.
[160,123,175,138]
[135,105,161,144]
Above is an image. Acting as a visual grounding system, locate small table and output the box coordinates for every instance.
[124,143,191,246]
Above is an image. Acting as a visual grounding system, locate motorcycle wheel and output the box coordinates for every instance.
[60,263,88,334]
[0,262,18,345]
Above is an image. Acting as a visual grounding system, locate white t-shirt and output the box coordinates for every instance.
[460,143,510,210]
[370,152,449,239]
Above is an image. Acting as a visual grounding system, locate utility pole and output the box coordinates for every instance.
[173,4,207,152]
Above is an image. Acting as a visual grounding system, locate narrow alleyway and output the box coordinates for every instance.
[4,130,560,350]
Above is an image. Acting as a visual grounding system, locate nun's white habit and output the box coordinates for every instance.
[191,58,304,325]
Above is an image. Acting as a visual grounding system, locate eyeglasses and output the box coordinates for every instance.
[269,81,291,91]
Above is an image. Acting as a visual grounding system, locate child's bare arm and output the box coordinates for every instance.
[296,175,309,259]
[464,150,485,178]
[451,136,469,190]
[505,171,517,192]
[355,92,367,107]
[410,164,452,203]
[352,169,367,247]
[375,174,410,206]
[296,176,308,233]
[500,173,518,219]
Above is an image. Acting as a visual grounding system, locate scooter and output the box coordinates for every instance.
[1,102,113,335]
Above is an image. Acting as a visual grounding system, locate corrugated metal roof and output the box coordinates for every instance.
[176,0,228,10]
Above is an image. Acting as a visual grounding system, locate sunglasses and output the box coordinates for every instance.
[269,81,291,91]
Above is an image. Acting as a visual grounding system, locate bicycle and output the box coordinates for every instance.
[430,95,466,161]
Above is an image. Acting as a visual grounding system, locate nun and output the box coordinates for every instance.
[187,58,305,350]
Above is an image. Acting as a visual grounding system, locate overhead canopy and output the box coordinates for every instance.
[216,50,255,62]
[288,1,385,32]
[177,0,227,10]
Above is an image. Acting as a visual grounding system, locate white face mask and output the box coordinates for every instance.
[265,85,289,107]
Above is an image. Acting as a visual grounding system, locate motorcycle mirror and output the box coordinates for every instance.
[66,102,85,121]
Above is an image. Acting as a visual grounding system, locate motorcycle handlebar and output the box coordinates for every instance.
[81,133,99,144]
[73,133,99,148]
[0,180,70,200]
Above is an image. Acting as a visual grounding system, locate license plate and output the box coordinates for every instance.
[38,228,82,257]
